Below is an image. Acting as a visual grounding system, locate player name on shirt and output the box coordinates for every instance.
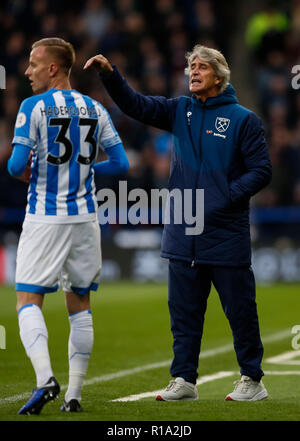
[40,105,101,117]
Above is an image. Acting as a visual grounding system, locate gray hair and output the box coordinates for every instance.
[185,44,230,94]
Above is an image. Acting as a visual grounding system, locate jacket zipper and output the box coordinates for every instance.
[187,114,196,267]
[187,102,206,267]
[187,112,197,158]
[198,102,206,165]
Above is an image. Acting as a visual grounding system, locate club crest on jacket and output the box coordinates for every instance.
[215,117,230,132]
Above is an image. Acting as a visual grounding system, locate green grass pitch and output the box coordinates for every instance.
[1,281,300,421]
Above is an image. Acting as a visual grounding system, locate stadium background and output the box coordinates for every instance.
[0,0,299,285]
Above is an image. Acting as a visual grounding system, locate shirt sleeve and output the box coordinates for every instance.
[100,66,179,132]
[7,144,32,177]
[93,142,129,176]
[96,104,122,151]
[12,98,38,150]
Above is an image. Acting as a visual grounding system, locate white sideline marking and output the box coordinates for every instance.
[264,370,300,375]
[112,371,236,402]
[82,329,291,388]
[0,393,31,404]
[0,328,291,405]
[113,370,300,402]
[265,350,300,365]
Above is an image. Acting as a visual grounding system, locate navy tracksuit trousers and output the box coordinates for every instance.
[168,259,264,384]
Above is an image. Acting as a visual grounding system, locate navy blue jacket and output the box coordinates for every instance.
[100,67,272,266]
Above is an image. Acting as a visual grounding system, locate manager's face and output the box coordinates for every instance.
[189,57,220,98]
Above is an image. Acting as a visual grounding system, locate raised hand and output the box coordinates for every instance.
[83,54,114,75]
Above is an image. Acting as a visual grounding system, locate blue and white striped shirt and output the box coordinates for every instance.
[13,88,121,223]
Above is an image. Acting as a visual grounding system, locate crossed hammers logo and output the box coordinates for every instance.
[215,117,230,133]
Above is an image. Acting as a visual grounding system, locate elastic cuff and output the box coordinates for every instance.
[68,309,92,317]
[16,283,59,294]
[241,370,264,382]
[249,375,263,382]
[70,283,98,295]
[17,303,35,315]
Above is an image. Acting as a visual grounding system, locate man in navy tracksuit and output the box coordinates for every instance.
[84,44,272,401]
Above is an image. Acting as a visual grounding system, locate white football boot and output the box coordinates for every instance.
[156,377,198,401]
[225,375,268,401]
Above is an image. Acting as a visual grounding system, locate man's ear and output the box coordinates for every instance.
[49,63,58,77]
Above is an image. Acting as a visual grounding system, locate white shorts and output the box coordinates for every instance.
[16,220,102,295]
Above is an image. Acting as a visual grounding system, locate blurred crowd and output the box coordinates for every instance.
[245,0,300,207]
[0,0,235,225]
[0,0,299,231]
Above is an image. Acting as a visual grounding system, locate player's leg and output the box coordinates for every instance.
[17,292,60,414]
[60,220,101,412]
[16,291,44,310]
[156,260,212,401]
[16,222,71,414]
[61,291,93,412]
[212,266,267,401]
[16,291,53,387]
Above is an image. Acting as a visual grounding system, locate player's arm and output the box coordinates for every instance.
[84,54,178,132]
[9,97,38,183]
[94,102,129,176]
[7,144,32,183]
[93,142,129,176]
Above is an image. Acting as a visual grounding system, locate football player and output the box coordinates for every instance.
[8,38,129,414]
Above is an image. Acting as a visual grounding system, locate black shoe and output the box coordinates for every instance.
[60,399,83,412]
[18,377,60,415]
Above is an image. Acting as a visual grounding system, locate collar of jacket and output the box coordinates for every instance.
[191,83,238,108]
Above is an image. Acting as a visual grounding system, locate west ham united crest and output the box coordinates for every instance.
[215,117,230,133]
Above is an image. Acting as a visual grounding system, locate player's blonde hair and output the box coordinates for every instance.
[32,38,75,75]
[185,44,230,94]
